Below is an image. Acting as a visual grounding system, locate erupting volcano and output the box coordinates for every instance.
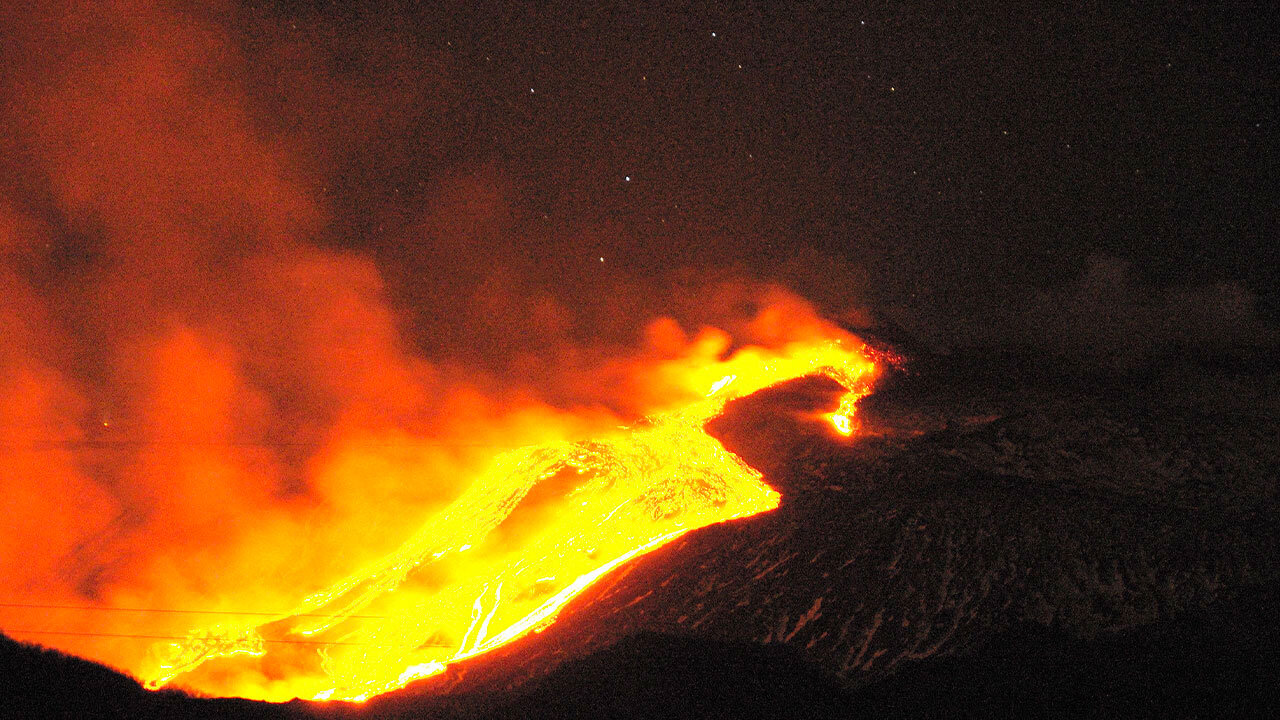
[143,338,879,702]
[5,1,1274,717]
[1,1,906,698]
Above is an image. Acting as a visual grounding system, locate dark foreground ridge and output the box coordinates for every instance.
[449,585,1280,719]
[4,352,1278,718]
[0,632,297,720]
[5,585,1279,719]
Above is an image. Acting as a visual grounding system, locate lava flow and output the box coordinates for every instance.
[142,338,879,702]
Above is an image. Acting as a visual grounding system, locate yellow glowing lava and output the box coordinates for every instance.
[143,339,878,702]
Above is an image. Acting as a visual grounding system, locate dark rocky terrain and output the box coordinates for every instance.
[5,351,1278,718]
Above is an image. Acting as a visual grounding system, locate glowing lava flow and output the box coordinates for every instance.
[144,339,878,702]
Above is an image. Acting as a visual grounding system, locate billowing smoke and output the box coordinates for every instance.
[0,0,868,678]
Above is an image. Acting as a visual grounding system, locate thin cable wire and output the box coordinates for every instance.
[6,628,452,648]
[0,439,518,449]
[0,601,384,619]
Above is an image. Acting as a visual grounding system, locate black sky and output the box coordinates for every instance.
[9,0,1278,356]
[243,1,1274,346]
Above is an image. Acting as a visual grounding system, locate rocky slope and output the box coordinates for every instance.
[375,358,1280,710]
[6,357,1278,718]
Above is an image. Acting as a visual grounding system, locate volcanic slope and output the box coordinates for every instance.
[5,357,1279,718]
[369,357,1280,712]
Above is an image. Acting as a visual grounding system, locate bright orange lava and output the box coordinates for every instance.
[141,338,879,702]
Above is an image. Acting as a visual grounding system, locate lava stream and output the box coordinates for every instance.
[145,339,879,702]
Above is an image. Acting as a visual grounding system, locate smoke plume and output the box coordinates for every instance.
[0,0,868,679]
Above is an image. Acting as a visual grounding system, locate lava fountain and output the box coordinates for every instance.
[143,338,880,702]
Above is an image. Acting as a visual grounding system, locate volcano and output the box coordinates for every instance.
[2,0,1276,716]
[5,350,1278,718]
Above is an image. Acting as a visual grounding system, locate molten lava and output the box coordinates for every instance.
[0,0,900,706]
[141,338,878,702]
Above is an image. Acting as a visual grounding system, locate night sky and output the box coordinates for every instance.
[265,1,1276,353]
[4,1,1277,358]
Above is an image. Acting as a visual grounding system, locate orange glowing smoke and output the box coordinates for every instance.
[142,337,878,702]
[0,0,885,705]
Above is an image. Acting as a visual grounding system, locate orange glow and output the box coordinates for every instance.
[138,336,879,702]
[0,1,891,707]
[830,412,854,436]
[829,392,867,436]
